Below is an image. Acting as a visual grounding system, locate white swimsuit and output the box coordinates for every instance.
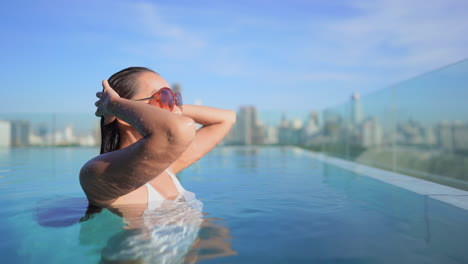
[102,170,204,263]
[145,169,195,211]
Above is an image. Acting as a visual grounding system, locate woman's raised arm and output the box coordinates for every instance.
[170,104,236,173]
[80,80,195,206]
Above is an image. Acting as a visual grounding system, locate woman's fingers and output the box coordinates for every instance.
[102,79,110,92]
[95,98,102,117]
[101,79,120,98]
[95,80,118,119]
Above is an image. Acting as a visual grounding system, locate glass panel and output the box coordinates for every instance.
[353,88,395,171]
[393,61,468,190]
[223,60,468,191]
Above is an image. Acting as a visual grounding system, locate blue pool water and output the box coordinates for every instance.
[0,146,467,263]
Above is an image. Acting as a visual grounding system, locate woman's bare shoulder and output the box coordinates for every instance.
[79,153,117,205]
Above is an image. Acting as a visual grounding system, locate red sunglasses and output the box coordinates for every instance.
[134,87,183,111]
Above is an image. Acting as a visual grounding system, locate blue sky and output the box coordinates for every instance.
[1,0,467,115]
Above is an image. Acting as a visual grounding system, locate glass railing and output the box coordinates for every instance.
[1,59,467,190]
[225,59,468,190]
[324,59,468,190]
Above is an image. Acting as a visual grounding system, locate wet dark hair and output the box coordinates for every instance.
[100,66,158,154]
[81,66,157,222]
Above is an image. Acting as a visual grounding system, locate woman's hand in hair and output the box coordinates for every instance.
[95,80,120,125]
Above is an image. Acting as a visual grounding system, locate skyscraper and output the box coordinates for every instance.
[233,106,263,145]
[351,92,362,125]
[438,121,454,151]
[11,120,30,147]
[303,112,320,143]
[361,118,383,147]
[0,121,11,147]
[278,114,290,144]
[453,121,468,152]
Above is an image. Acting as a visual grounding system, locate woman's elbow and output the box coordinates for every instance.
[168,116,196,146]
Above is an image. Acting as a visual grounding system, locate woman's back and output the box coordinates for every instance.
[80,67,235,208]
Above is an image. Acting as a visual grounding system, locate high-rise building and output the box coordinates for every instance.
[453,121,468,152]
[64,124,75,143]
[278,114,290,144]
[233,106,263,145]
[289,119,304,145]
[0,121,11,147]
[397,120,424,145]
[277,115,304,145]
[361,118,383,147]
[438,121,454,151]
[351,92,362,126]
[303,112,320,143]
[422,126,436,146]
[92,120,101,147]
[264,125,278,144]
[35,122,51,145]
[11,120,30,147]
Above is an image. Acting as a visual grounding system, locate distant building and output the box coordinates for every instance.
[11,120,30,147]
[322,111,342,140]
[233,106,264,145]
[351,92,362,126]
[437,121,454,151]
[252,120,265,145]
[422,126,436,146]
[435,121,468,152]
[302,112,320,144]
[35,122,51,145]
[453,121,468,152]
[79,134,97,146]
[64,125,75,143]
[361,118,383,147]
[278,114,290,144]
[92,121,101,147]
[277,115,304,145]
[0,121,11,147]
[289,119,303,145]
[263,125,278,145]
[397,120,424,145]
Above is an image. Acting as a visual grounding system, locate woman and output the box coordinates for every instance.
[80,66,236,208]
[79,67,237,263]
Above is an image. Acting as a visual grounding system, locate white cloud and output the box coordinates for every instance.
[110,0,468,91]
[120,2,207,59]
[315,0,468,70]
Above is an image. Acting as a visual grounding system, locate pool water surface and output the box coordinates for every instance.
[0,146,467,263]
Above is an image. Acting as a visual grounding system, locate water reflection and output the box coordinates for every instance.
[79,195,236,264]
[234,147,258,169]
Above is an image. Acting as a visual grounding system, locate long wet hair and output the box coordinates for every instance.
[81,66,157,222]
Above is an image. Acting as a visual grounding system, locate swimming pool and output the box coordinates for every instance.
[0,146,467,263]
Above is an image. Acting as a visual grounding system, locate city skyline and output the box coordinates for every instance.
[5,90,466,149]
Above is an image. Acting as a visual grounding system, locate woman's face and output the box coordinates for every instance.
[134,71,183,114]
